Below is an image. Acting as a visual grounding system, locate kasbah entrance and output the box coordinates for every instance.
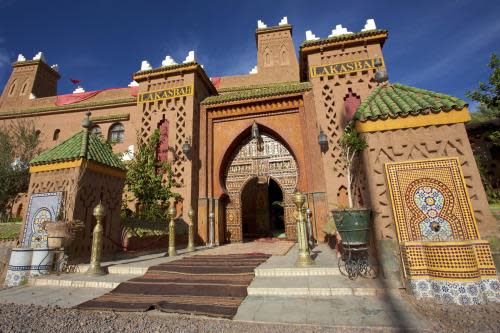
[1,15,499,310]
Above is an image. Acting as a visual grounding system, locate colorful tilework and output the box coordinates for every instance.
[22,192,63,247]
[385,157,479,243]
[401,240,498,281]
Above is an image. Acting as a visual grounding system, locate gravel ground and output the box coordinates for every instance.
[403,294,500,333]
[0,303,416,333]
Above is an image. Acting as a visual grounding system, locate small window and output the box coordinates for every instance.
[53,129,60,141]
[9,80,17,96]
[35,130,41,138]
[90,125,102,136]
[21,81,28,95]
[108,123,124,143]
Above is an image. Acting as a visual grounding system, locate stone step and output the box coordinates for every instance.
[247,276,386,297]
[28,273,140,289]
[255,266,341,277]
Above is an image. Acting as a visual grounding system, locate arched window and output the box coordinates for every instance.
[108,123,125,143]
[35,130,41,138]
[90,125,102,136]
[280,45,288,65]
[53,129,60,141]
[9,80,17,96]
[21,81,28,95]
[264,48,272,66]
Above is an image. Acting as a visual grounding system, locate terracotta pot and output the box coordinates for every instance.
[44,221,73,249]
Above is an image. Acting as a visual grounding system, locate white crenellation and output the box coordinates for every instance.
[17,54,26,62]
[73,86,85,94]
[361,19,377,31]
[328,24,353,37]
[122,145,135,161]
[140,60,152,71]
[183,50,195,63]
[51,64,59,72]
[33,52,46,62]
[128,80,139,87]
[257,20,267,29]
[161,55,177,66]
[249,66,258,74]
[278,16,288,26]
[29,93,36,100]
[305,30,319,41]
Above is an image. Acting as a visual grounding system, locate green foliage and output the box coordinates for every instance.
[339,122,368,166]
[124,129,180,223]
[0,222,22,240]
[121,216,168,238]
[466,53,500,111]
[474,155,500,204]
[0,120,40,218]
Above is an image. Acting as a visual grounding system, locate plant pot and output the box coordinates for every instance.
[44,221,73,249]
[331,208,371,246]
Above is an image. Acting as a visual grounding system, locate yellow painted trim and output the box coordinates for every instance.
[137,84,194,103]
[29,159,125,178]
[403,239,489,247]
[87,161,126,178]
[309,57,384,78]
[29,159,83,173]
[356,107,470,133]
[408,276,497,282]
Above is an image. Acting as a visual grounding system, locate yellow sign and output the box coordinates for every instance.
[137,85,193,103]
[309,58,383,78]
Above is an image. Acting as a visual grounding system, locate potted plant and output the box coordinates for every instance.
[331,122,370,246]
[43,208,84,248]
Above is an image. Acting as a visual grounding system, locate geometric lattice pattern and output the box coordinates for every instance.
[224,133,298,242]
[401,240,497,281]
[402,240,500,304]
[385,157,479,243]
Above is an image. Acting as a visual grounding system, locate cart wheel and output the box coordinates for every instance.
[338,256,349,277]
[361,264,378,279]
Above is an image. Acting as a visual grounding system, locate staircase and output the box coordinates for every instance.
[247,244,386,297]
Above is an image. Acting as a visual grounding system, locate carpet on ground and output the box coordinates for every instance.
[77,253,270,318]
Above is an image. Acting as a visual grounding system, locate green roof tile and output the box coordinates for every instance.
[202,81,311,106]
[355,83,468,122]
[30,131,126,170]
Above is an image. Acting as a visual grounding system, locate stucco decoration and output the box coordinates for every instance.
[224,133,298,242]
[21,191,63,247]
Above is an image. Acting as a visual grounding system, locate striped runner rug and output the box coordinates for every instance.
[77,253,270,318]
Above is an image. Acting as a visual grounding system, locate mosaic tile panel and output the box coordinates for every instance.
[21,192,63,247]
[385,157,478,243]
[409,279,500,305]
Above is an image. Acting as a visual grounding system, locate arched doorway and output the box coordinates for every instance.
[241,177,285,239]
[224,133,298,242]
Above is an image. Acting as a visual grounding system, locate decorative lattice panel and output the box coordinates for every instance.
[224,134,298,242]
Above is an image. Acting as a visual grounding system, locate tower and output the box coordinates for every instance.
[0,52,60,110]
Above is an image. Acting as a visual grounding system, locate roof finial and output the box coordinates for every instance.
[80,111,92,158]
[82,111,92,129]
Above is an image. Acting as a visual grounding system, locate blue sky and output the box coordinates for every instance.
[0,0,499,110]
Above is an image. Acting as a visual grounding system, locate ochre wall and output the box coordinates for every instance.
[304,39,386,212]
[361,123,497,241]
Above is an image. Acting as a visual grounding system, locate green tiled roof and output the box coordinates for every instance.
[355,83,468,122]
[90,113,130,123]
[202,81,311,106]
[30,131,126,170]
[300,29,388,48]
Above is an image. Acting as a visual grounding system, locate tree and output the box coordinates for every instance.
[124,129,180,221]
[0,119,40,219]
[338,122,368,208]
[466,53,500,122]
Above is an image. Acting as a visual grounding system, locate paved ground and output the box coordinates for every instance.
[0,303,423,333]
[235,293,428,330]
[199,239,294,256]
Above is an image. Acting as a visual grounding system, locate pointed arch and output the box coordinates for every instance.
[280,45,289,65]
